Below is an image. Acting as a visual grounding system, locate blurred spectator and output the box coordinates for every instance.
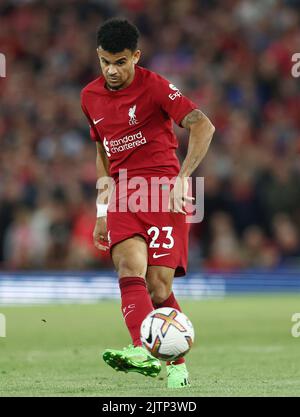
[242,225,280,269]
[44,198,72,269]
[204,212,244,272]
[0,0,300,271]
[3,206,35,269]
[272,213,300,266]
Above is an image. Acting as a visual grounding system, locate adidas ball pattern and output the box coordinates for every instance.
[140,307,195,361]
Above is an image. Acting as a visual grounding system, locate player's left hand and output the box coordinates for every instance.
[168,176,194,214]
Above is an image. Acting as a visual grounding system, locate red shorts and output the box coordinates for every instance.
[106,181,191,276]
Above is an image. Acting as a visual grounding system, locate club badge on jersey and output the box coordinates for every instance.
[128,104,138,125]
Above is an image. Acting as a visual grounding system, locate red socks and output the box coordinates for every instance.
[153,291,182,312]
[119,279,186,366]
[153,292,185,366]
[119,276,154,347]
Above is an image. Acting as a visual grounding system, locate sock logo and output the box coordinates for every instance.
[123,304,136,320]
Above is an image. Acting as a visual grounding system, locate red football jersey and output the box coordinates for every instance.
[81,66,197,182]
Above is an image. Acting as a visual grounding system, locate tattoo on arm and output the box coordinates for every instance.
[181,109,205,129]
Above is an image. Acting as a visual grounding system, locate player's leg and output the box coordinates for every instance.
[146,265,190,388]
[103,235,161,377]
[146,265,176,306]
[112,235,153,347]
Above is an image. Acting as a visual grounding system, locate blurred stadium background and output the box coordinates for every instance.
[0,0,300,303]
[1,0,300,398]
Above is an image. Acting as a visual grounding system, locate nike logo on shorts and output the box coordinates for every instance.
[153,252,170,258]
[93,117,104,125]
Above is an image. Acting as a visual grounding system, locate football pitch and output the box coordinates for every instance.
[0,295,299,397]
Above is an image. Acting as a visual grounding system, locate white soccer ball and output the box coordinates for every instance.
[140,307,195,361]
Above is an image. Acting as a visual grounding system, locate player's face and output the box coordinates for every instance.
[97,48,141,90]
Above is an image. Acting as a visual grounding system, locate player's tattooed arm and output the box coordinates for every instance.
[181,109,206,129]
[179,109,215,177]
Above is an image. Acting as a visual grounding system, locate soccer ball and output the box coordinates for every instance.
[140,307,195,361]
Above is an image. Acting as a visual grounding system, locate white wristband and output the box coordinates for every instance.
[97,203,108,218]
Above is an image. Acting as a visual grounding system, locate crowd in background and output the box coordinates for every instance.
[0,0,300,272]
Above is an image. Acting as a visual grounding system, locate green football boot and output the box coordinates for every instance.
[103,344,161,378]
[166,363,190,388]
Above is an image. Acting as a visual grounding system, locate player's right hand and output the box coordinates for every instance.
[93,217,109,251]
[168,176,194,214]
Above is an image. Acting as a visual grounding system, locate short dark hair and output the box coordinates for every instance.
[97,18,139,53]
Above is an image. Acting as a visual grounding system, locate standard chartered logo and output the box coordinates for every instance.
[104,131,147,156]
[0,313,6,337]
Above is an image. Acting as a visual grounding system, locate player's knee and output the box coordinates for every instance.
[151,288,172,305]
[149,279,172,305]
[116,256,147,278]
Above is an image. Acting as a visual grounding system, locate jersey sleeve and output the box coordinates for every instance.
[152,74,198,127]
[81,94,101,142]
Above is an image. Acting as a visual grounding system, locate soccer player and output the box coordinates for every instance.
[81,19,215,388]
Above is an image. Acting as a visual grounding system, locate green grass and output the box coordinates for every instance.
[0,295,300,396]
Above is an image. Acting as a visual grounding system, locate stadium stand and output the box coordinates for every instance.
[0,0,300,272]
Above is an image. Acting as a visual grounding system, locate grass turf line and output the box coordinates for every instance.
[0,295,299,396]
